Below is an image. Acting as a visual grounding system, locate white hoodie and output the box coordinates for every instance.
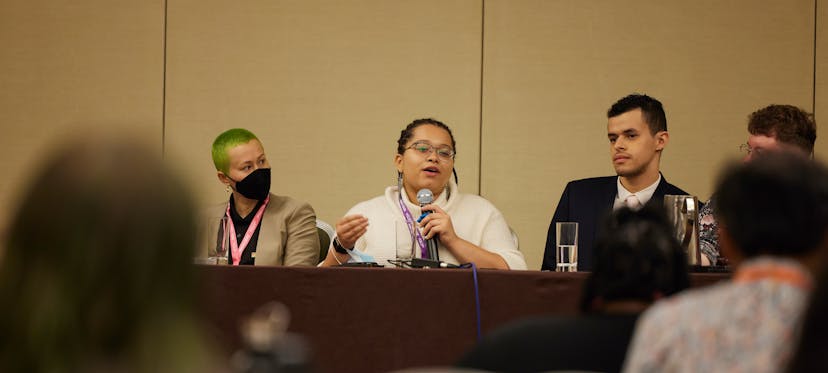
[340,179,527,270]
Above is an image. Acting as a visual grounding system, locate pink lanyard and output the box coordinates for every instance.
[397,191,428,258]
[225,195,270,265]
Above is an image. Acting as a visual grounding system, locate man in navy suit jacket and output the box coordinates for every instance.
[542,94,690,271]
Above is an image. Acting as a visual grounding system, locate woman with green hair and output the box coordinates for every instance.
[204,128,319,266]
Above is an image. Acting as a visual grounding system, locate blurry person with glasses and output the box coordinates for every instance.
[698,104,816,266]
[319,118,526,269]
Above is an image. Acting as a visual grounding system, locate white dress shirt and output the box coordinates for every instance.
[613,174,661,211]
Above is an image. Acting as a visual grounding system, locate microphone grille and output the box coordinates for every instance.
[416,188,434,205]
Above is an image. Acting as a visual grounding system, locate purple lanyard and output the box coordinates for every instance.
[397,190,428,258]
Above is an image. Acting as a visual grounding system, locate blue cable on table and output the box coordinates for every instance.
[460,262,482,341]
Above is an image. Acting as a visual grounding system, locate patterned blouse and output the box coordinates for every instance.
[623,257,812,373]
[699,196,720,265]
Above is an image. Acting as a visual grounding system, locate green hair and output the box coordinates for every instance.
[211,128,260,174]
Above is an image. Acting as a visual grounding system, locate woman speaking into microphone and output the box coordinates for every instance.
[319,119,526,270]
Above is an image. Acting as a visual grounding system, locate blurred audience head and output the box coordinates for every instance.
[714,152,828,266]
[0,134,209,372]
[581,204,690,313]
[744,104,816,162]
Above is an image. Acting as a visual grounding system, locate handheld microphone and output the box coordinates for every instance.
[416,188,440,261]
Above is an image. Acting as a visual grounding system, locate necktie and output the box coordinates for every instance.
[625,195,642,210]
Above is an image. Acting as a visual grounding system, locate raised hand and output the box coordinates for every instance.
[335,214,369,249]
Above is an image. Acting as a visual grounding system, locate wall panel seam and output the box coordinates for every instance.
[162,0,168,158]
[478,0,485,196]
[814,0,819,117]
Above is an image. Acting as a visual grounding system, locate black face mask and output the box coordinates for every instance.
[229,168,271,201]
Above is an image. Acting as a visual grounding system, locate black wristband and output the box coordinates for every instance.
[333,237,350,254]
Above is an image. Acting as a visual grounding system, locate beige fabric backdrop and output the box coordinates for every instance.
[163,0,483,234]
[0,0,164,236]
[0,0,824,270]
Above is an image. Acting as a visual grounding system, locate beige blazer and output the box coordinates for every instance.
[199,193,320,266]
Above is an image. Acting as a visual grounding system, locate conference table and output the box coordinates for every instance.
[197,265,728,373]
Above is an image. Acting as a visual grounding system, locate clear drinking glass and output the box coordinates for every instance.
[555,222,578,272]
[207,216,230,265]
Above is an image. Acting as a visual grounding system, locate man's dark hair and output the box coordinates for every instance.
[580,204,690,313]
[714,153,828,258]
[607,94,667,134]
[747,104,816,155]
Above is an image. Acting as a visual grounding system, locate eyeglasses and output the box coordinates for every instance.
[739,143,763,156]
[406,141,455,159]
